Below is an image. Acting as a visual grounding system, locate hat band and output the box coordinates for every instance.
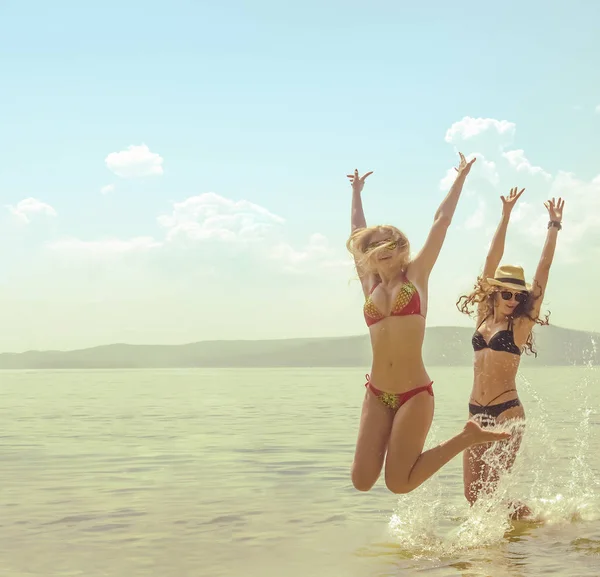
[495,276,526,287]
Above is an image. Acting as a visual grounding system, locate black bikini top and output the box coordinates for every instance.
[472,316,522,356]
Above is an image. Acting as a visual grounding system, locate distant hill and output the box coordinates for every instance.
[0,325,597,369]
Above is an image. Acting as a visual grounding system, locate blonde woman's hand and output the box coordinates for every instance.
[454,152,476,176]
[346,169,373,194]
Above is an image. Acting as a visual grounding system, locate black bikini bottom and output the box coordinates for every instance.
[469,398,522,424]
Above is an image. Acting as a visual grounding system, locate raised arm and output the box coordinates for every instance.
[348,169,372,233]
[347,169,374,294]
[482,187,525,279]
[410,152,475,280]
[528,197,564,319]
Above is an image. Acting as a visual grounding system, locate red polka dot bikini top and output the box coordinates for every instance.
[363,276,423,327]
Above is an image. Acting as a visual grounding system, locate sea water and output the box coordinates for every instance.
[0,366,598,576]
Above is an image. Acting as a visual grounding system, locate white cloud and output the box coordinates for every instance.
[8,198,57,224]
[493,171,600,263]
[156,194,348,273]
[502,149,551,180]
[268,233,347,273]
[105,144,164,178]
[157,192,285,243]
[464,199,486,229]
[270,233,330,264]
[595,104,600,114]
[441,115,600,262]
[510,200,533,223]
[16,188,345,273]
[478,156,500,186]
[545,171,600,251]
[47,236,161,254]
[439,167,457,191]
[444,117,516,144]
[101,184,115,195]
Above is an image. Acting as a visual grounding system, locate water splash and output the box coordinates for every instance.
[387,364,599,557]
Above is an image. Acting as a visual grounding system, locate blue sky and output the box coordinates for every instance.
[1,0,599,352]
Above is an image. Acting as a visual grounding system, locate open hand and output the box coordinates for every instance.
[544,197,565,222]
[501,187,525,216]
[346,169,373,194]
[454,152,476,176]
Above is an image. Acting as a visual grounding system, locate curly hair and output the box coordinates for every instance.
[346,224,410,278]
[456,275,550,356]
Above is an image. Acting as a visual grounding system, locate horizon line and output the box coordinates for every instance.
[1,323,595,356]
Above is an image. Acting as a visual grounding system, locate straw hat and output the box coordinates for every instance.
[486,264,531,292]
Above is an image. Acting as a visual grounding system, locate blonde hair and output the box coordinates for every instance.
[346,224,410,277]
[456,274,549,356]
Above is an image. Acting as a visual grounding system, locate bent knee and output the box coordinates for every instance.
[352,477,375,492]
[351,466,378,492]
[384,473,412,495]
[386,481,412,494]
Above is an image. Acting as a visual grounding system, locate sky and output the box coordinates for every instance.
[1,0,599,353]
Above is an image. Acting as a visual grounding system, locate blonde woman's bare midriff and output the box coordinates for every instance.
[368,315,430,393]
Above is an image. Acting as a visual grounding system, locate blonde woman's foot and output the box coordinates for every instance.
[463,419,511,446]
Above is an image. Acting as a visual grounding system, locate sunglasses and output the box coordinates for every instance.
[499,290,528,303]
[366,239,398,251]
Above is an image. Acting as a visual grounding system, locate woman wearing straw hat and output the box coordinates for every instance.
[456,187,565,516]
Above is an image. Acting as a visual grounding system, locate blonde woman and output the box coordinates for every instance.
[456,188,564,514]
[346,153,510,495]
